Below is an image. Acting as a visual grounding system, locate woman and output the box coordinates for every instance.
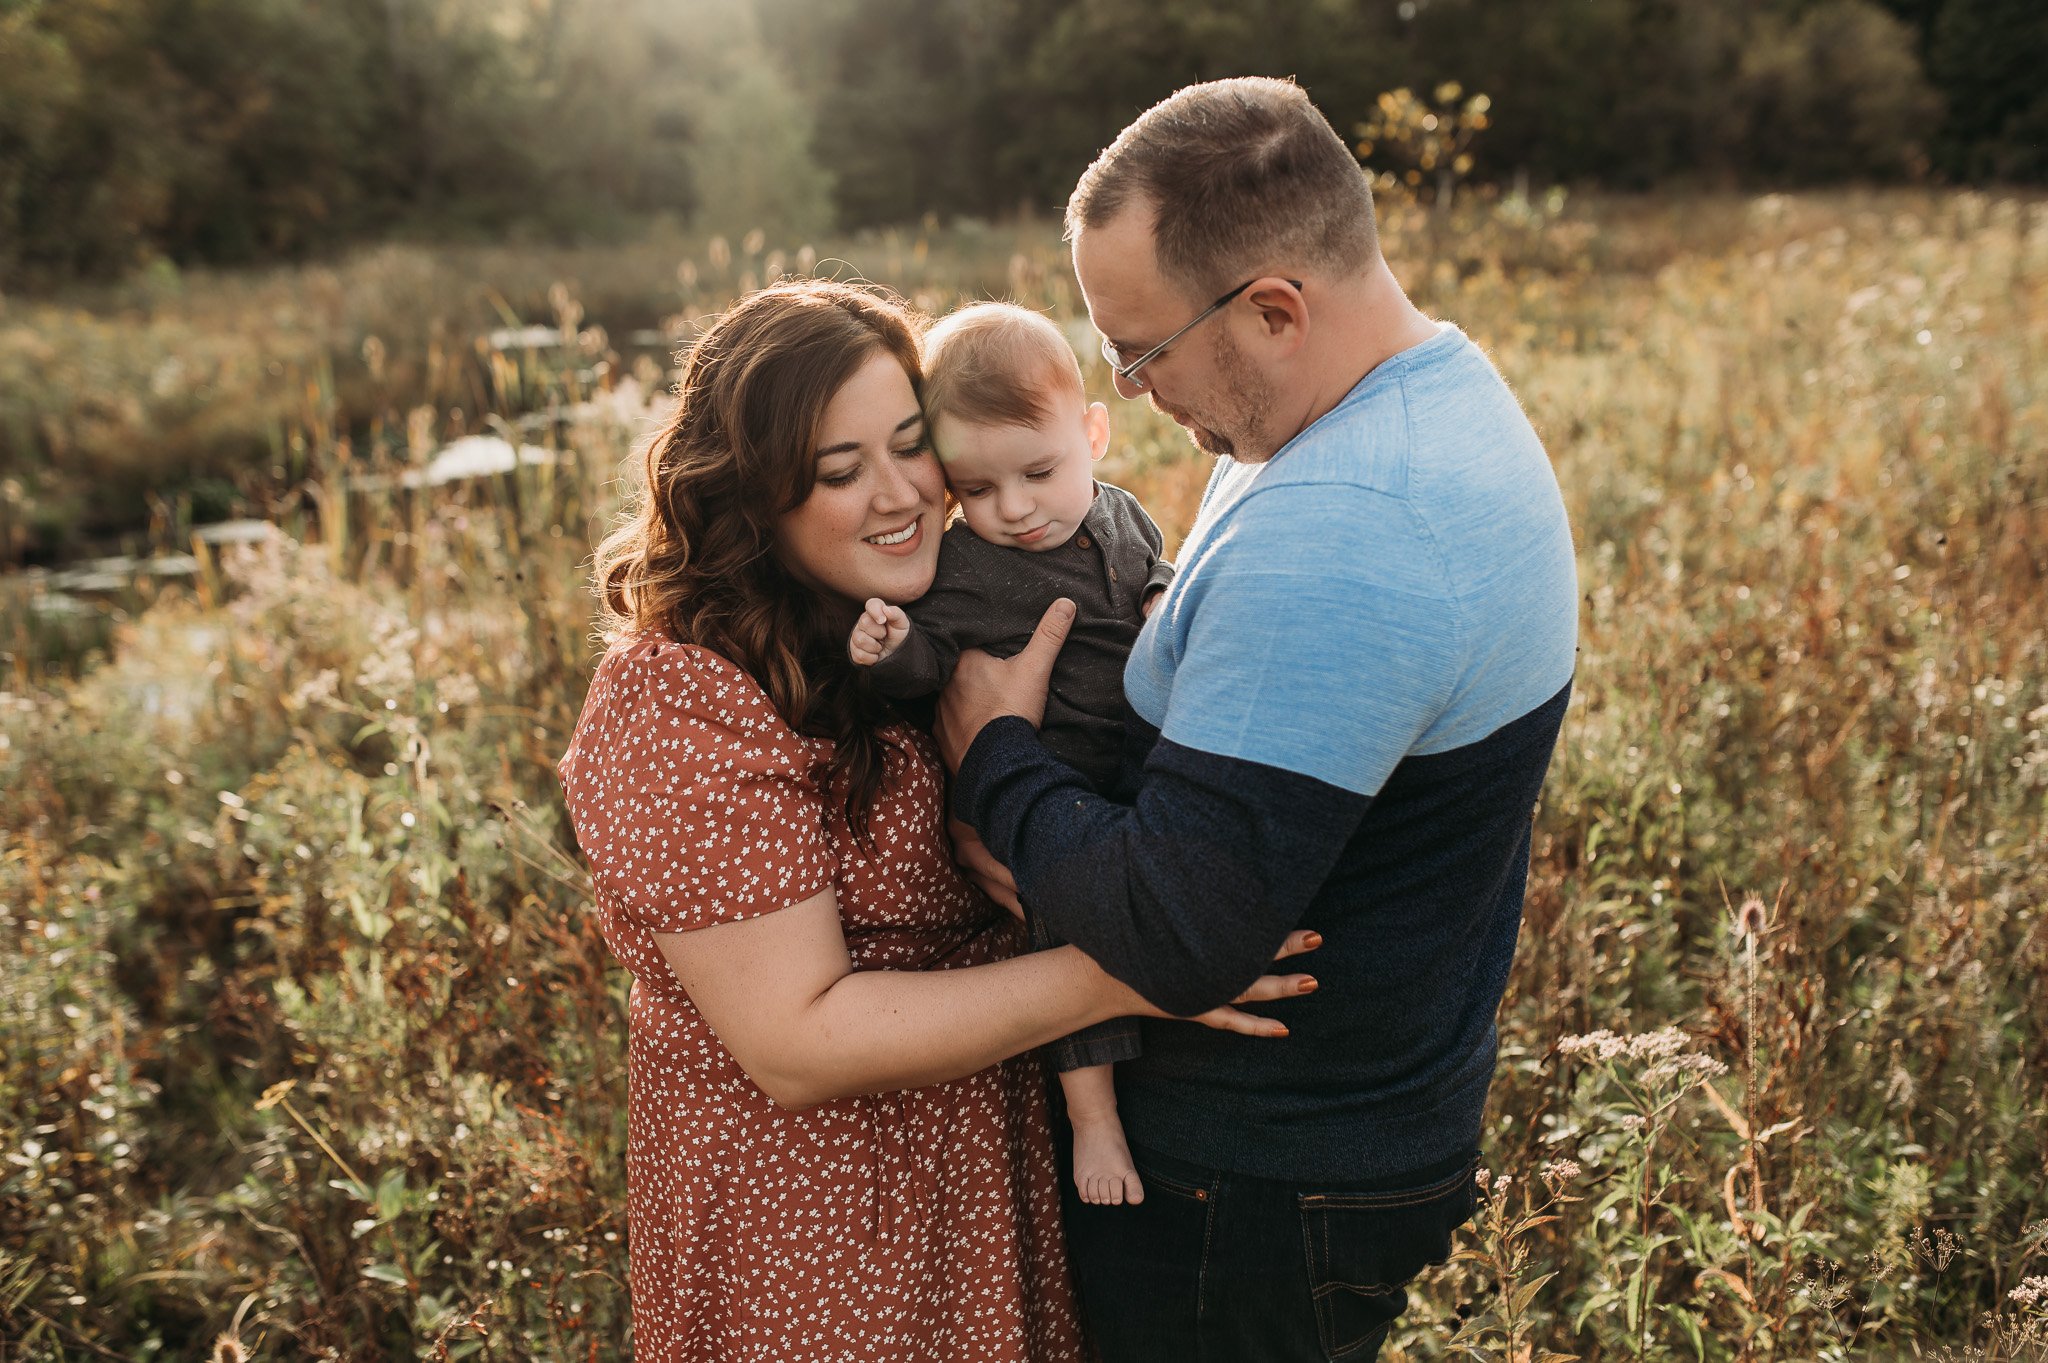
[557,279,1311,1361]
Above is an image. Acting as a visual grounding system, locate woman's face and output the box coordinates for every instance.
[774,350,945,608]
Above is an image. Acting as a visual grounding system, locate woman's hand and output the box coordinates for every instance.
[1181,929,1321,1038]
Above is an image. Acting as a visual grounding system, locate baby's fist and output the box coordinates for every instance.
[848,597,910,666]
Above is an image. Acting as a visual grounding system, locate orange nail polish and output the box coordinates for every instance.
[1304,933,1323,949]
[1299,977,1318,993]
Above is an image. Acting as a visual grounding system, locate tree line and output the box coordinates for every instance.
[1,0,2041,290]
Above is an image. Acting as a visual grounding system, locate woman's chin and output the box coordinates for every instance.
[855,523,938,601]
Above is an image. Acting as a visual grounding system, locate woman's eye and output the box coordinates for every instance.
[820,467,860,488]
[893,438,931,458]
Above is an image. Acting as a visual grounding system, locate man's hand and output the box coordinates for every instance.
[933,597,1074,773]
[848,597,909,666]
[1141,586,1164,618]
[949,815,1022,920]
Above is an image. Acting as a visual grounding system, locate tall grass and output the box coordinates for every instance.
[2,190,2044,1360]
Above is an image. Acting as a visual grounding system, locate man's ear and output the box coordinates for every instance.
[1248,278,1308,352]
[1084,401,1111,462]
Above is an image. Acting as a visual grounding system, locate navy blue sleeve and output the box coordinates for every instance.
[954,716,1371,1016]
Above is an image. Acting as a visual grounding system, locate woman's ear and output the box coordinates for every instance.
[1085,401,1111,462]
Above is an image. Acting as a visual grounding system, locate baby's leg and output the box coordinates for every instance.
[1060,1063,1143,1206]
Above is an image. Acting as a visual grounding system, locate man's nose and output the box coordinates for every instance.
[1109,367,1148,401]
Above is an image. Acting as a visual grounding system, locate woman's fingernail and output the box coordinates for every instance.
[1303,933,1323,949]
[1271,1024,1289,1037]
[1298,977,1318,993]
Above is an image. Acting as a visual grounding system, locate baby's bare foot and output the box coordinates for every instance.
[1072,1115,1145,1206]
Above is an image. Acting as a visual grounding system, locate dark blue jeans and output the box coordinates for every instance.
[1061,1140,1478,1361]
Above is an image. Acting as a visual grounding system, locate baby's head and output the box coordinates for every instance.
[922,302,1108,551]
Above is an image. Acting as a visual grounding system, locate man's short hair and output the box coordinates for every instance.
[921,302,1084,431]
[1066,77,1378,298]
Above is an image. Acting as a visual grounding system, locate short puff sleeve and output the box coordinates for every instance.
[558,638,834,933]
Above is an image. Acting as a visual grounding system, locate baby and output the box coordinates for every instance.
[847,301,1171,1206]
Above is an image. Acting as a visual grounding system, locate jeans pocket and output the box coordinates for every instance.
[1130,1148,1215,1205]
[1297,1158,1479,1360]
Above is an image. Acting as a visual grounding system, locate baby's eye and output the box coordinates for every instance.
[1024,468,1056,482]
[957,486,991,498]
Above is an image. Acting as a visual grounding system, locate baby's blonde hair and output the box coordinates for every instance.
[921,302,1084,432]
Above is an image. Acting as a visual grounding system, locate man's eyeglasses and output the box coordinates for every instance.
[1098,277,1303,393]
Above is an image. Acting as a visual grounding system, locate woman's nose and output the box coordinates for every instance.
[870,455,922,512]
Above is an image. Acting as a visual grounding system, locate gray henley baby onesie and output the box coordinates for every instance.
[869,479,1173,1071]
[869,480,1173,790]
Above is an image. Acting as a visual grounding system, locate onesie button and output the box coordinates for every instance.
[1076,533,1092,549]
[1109,567,1119,582]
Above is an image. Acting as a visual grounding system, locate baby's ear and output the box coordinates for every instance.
[1085,401,1111,462]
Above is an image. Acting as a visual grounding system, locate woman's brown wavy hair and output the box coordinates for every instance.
[590,279,928,841]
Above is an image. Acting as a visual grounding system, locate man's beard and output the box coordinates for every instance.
[1185,329,1275,462]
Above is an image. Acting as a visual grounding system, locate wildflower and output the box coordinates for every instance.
[436,672,483,710]
[1559,1025,1701,1070]
[1558,1029,1628,1061]
[1642,1051,1730,1087]
[289,669,341,711]
[2011,1276,2048,1309]
[355,614,421,700]
[1734,894,1768,942]
[1540,1158,1582,1193]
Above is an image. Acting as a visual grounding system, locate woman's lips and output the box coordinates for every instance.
[863,517,924,556]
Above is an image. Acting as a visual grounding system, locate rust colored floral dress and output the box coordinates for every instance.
[557,635,1084,1362]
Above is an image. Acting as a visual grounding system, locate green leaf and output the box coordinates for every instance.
[329,1177,373,1204]
[375,1168,407,1222]
[362,1262,408,1286]
[1512,1270,1558,1316]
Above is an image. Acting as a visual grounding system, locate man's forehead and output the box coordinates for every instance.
[1073,210,1179,334]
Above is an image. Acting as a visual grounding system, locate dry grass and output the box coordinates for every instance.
[2,188,2045,1360]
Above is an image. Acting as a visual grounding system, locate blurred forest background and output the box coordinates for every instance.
[2,0,2044,290]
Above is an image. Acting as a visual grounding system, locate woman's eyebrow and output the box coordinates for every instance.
[814,413,924,460]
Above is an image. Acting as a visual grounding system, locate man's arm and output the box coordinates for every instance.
[937,491,1466,1015]
[954,720,1367,1016]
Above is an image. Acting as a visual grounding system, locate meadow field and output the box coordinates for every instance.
[2,188,2045,1360]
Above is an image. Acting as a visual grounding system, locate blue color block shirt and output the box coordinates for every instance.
[954,323,1579,1181]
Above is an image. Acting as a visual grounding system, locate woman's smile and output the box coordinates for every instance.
[863,518,924,552]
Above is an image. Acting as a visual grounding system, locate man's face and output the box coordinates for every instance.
[1072,210,1277,461]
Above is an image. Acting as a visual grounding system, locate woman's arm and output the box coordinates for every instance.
[654,890,1315,1110]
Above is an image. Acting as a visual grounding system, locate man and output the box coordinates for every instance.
[936,77,1578,1360]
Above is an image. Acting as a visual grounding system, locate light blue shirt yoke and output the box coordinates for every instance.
[1122,323,1578,798]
